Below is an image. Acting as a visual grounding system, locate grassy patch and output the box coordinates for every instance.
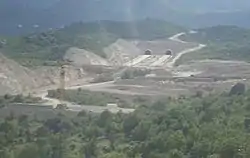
[176,26,250,65]
[48,89,124,107]
[0,94,42,105]
[47,88,151,108]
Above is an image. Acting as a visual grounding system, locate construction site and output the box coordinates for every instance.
[2,32,250,115]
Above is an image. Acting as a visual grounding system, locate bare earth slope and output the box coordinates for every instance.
[0,53,39,95]
[63,39,144,67]
[64,47,109,66]
[104,39,143,66]
[0,53,88,95]
[33,66,87,86]
[63,37,199,68]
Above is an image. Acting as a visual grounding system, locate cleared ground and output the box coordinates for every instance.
[69,58,250,102]
[124,55,172,67]
[175,60,250,79]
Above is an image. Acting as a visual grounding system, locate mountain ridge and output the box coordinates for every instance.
[0,0,250,35]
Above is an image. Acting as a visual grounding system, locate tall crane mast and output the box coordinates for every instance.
[56,61,68,109]
[59,65,66,99]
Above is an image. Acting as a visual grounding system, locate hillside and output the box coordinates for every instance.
[0,54,55,95]
[0,19,185,66]
[0,53,88,95]
[176,26,250,65]
[0,53,37,94]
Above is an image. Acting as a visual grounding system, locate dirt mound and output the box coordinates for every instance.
[104,39,143,66]
[64,47,109,66]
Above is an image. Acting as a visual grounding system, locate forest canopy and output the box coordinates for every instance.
[1,88,250,158]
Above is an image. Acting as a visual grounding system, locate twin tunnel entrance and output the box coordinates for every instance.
[144,49,173,56]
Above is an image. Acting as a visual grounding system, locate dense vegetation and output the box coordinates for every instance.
[0,19,185,66]
[0,94,41,106]
[0,88,250,158]
[176,26,250,65]
[47,88,148,108]
[1,85,250,157]
[47,89,121,107]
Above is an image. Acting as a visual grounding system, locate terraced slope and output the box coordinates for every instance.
[124,55,171,67]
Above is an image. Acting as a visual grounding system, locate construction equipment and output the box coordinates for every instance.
[56,60,69,109]
[59,64,66,92]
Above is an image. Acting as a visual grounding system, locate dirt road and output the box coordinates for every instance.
[169,32,187,43]
[36,81,135,113]
[167,33,206,68]
[166,44,206,68]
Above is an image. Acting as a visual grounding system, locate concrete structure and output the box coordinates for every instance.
[165,49,173,55]
[144,49,152,55]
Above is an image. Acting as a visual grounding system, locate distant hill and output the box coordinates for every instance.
[0,0,250,35]
[176,26,250,64]
[0,19,185,66]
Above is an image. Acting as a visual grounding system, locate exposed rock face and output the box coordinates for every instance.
[0,53,87,95]
[0,53,37,95]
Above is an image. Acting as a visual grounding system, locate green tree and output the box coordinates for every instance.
[98,110,112,128]
[81,139,97,158]
[101,152,127,158]
[123,114,139,136]
[230,83,246,95]
[17,144,40,158]
[168,149,184,158]
[50,134,67,158]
